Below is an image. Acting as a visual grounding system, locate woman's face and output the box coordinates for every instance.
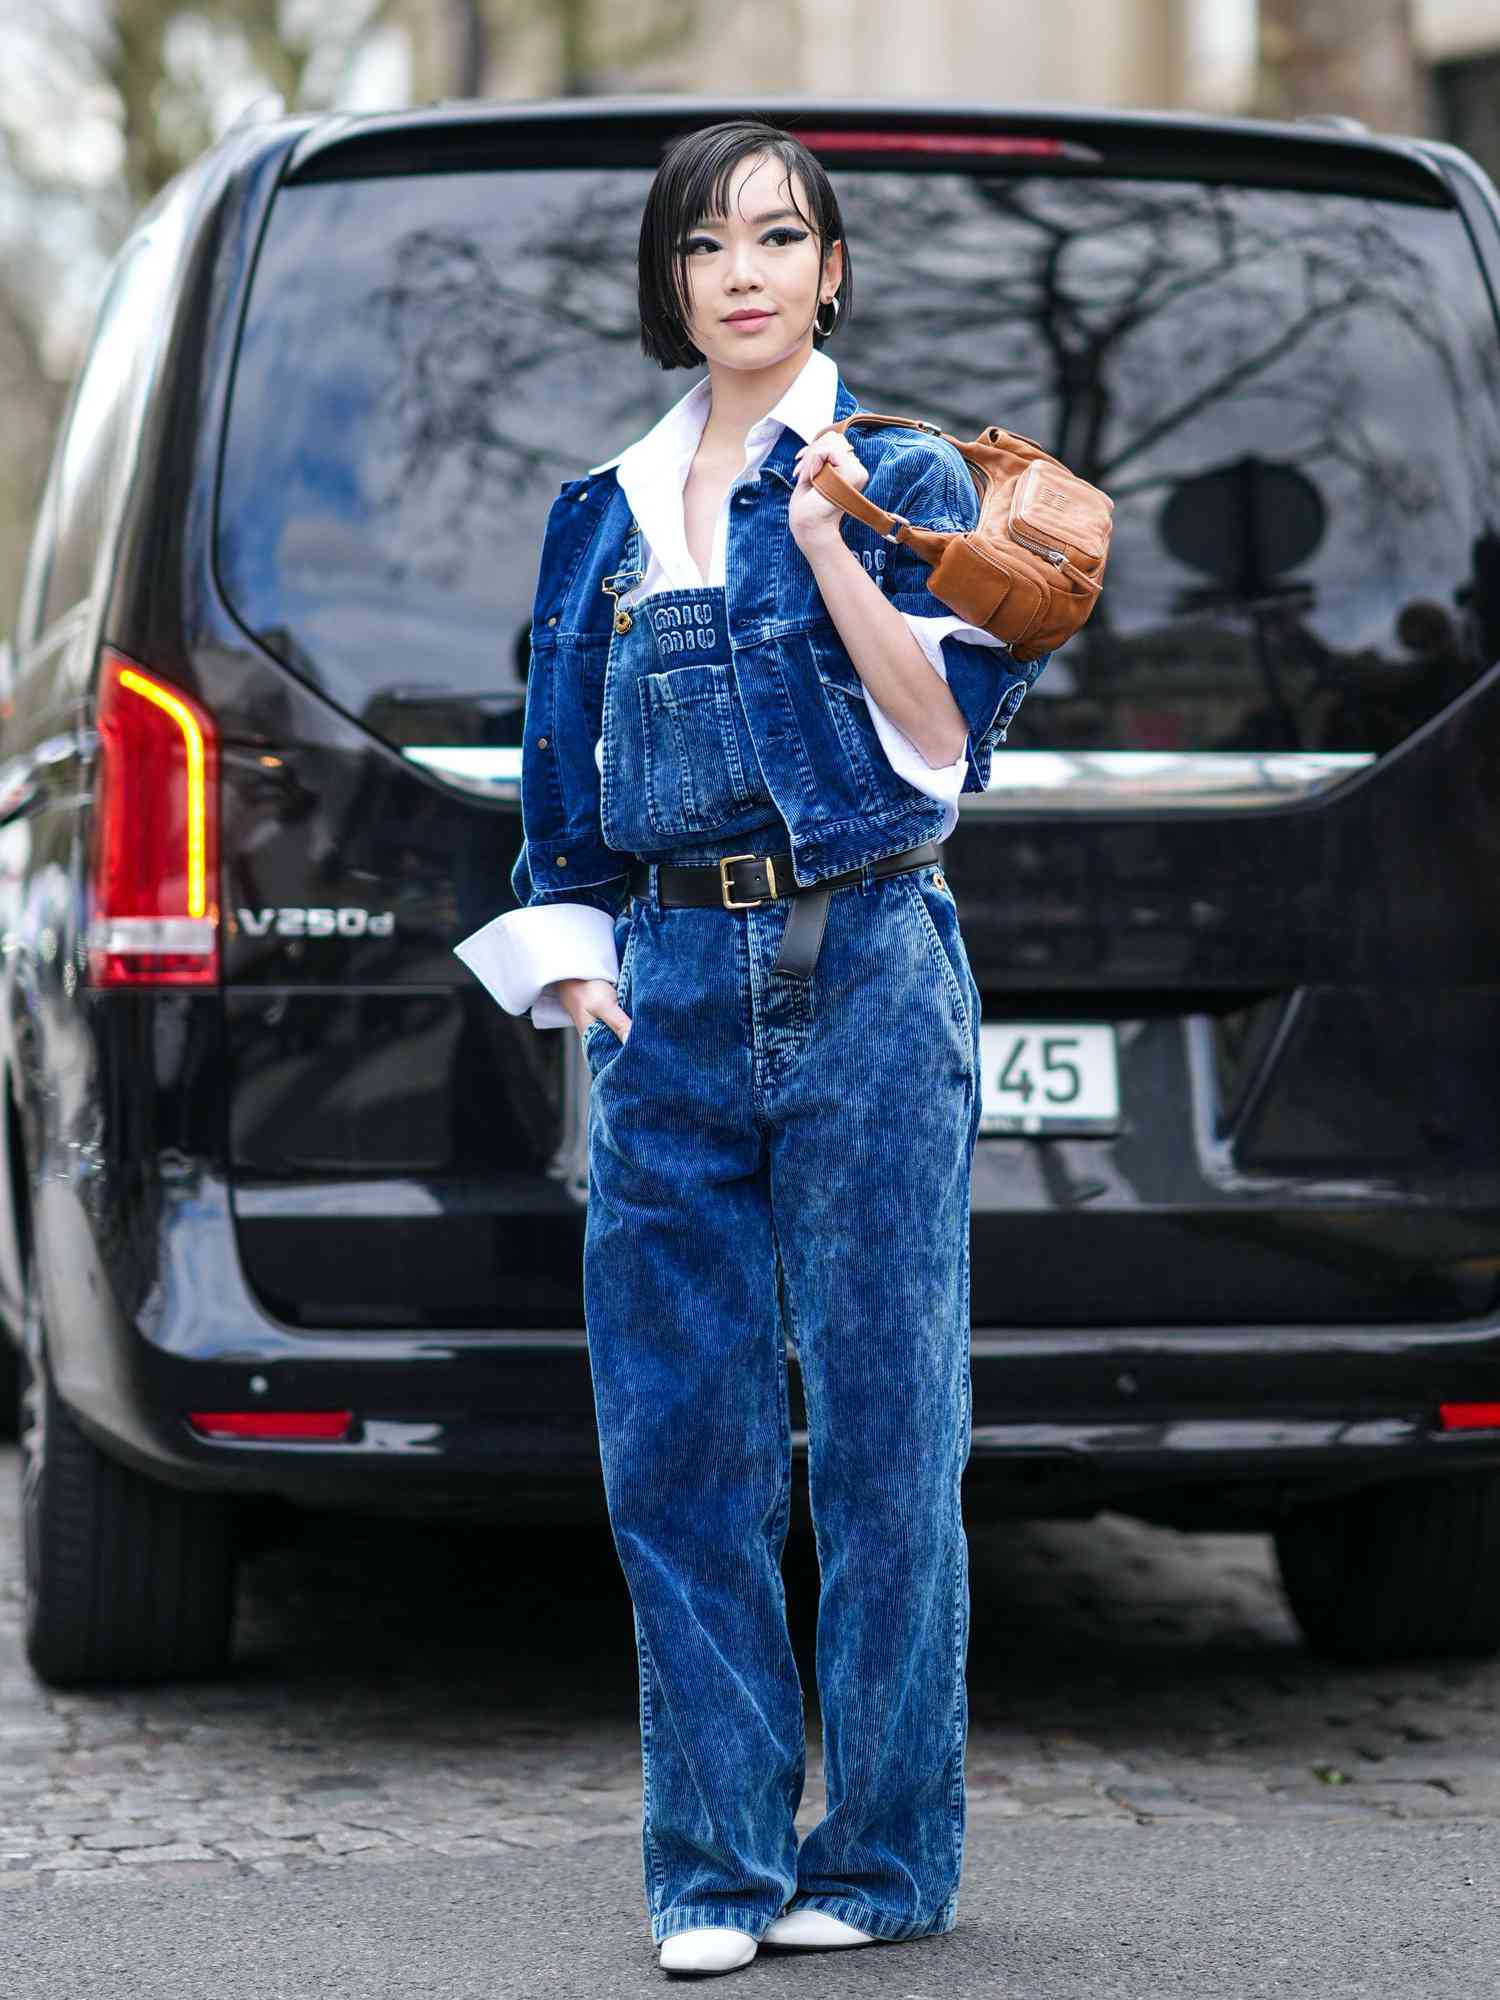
[678,151,842,372]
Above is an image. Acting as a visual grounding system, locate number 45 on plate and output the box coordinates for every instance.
[978,1022,1121,1136]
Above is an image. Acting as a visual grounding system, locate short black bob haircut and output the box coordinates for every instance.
[638,119,852,371]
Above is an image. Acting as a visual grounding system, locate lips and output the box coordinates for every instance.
[724,310,773,323]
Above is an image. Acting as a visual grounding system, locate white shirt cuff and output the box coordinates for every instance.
[860,612,1007,801]
[453,901,620,1029]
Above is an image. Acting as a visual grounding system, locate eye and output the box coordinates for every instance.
[764,228,809,247]
[681,234,719,256]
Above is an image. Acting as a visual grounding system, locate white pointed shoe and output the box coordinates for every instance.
[658,1928,758,1975]
[761,1909,878,1949]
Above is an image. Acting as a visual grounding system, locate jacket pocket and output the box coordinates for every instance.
[815,667,887,805]
[805,633,903,812]
[638,663,759,837]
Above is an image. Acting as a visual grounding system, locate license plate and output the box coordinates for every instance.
[978,1023,1121,1136]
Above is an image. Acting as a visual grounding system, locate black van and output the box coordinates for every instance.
[6,96,1500,1688]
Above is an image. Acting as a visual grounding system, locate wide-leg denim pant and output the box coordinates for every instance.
[581,840,983,1946]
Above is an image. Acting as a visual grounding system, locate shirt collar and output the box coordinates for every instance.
[586,345,839,479]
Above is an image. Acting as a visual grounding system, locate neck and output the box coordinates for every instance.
[699,340,817,450]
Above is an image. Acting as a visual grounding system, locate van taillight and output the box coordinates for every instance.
[1439,1403,1500,1430]
[86,647,219,986]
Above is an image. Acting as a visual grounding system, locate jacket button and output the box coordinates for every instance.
[546,615,558,627]
[555,855,568,866]
[536,736,548,749]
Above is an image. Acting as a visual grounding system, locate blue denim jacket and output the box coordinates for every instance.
[510,370,1051,918]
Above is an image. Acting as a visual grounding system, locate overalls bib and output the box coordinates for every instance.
[580,525,984,1948]
[598,529,787,862]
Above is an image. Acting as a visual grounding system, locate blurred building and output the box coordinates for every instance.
[399,0,1244,112]
[1425,0,1500,181]
[399,0,1500,182]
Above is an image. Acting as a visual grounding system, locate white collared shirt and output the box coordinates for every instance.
[485,347,1004,1029]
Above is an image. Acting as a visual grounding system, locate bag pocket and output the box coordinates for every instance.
[638,663,759,837]
[1008,459,1114,565]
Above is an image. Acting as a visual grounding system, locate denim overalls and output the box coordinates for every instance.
[578,513,985,1947]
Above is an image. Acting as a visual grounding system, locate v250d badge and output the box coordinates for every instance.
[236,907,396,938]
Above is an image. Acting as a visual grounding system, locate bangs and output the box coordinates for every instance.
[689,144,822,237]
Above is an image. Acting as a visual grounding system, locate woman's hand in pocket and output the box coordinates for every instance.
[553,975,631,1044]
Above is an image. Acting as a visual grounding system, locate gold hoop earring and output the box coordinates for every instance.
[814,294,841,338]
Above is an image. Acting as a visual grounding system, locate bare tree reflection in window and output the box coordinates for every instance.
[832,173,1500,754]
[360,195,664,591]
[362,227,551,590]
[217,166,1500,772]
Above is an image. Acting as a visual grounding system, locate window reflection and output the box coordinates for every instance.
[217,166,1500,762]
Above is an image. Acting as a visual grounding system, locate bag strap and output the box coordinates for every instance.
[805,413,958,559]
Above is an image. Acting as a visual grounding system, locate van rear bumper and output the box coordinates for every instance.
[61,1317,1500,1527]
[30,1173,1500,1525]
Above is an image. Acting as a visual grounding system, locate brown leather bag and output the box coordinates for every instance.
[809,414,1114,662]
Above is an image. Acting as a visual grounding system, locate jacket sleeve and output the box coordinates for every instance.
[850,434,1054,795]
[862,612,1011,799]
[453,491,630,1028]
[508,641,628,915]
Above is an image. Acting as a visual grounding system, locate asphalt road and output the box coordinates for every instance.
[3,1817,1497,1998]
[6,1449,1500,1994]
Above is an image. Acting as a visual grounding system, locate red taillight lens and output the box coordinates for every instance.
[1438,1403,1500,1431]
[187,1411,355,1442]
[87,647,219,986]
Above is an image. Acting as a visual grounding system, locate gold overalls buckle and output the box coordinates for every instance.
[719,853,778,908]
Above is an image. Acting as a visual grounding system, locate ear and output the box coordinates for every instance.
[822,236,844,299]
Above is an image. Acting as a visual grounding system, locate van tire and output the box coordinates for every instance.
[20,1324,238,1689]
[1274,1473,1500,1664]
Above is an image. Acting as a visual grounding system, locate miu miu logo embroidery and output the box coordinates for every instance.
[650,601,720,654]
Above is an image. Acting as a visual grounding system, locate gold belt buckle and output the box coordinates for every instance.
[719,852,777,908]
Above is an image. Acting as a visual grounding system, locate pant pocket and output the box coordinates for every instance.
[584,902,643,1075]
[584,1015,625,1069]
[900,869,975,1062]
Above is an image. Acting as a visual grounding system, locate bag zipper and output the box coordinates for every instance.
[1010,520,1069,565]
[1009,519,1101,590]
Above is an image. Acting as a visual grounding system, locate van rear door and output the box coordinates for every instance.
[213,113,1500,1331]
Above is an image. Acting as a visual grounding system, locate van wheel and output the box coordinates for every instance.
[1274,1473,1500,1664]
[19,1295,238,1688]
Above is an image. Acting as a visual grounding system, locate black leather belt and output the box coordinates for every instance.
[626,840,943,978]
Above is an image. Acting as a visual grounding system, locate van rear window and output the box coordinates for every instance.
[217,165,1500,764]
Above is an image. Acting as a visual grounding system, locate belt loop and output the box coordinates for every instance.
[859,858,875,897]
[648,861,660,911]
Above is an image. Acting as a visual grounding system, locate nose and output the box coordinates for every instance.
[724,237,763,293]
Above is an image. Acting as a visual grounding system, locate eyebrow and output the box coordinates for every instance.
[689,208,806,230]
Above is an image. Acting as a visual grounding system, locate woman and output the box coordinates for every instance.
[465,117,1048,1976]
